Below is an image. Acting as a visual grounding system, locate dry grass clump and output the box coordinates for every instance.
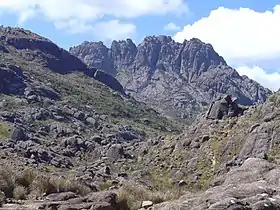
[0,165,16,198]
[31,175,91,196]
[13,186,27,200]
[117,181,181,210]
[0,165,92,202]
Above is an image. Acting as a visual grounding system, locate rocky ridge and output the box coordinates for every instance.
[0,26,125,94]
[70,36,271,120]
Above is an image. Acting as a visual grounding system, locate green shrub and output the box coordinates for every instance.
[0,122,11,141]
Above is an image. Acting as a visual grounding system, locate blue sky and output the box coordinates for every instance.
[1,0,280,91]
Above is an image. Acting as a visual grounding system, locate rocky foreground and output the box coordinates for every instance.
[3,158,280,209]
[152,158,280,209]
[2,97,280,210]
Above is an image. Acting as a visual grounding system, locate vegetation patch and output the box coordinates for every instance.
[267,145,280,163]
[0,165,92,201]
[194,152,214,190]
[117,182,180,210]
[0,121,11,141]
[268,93,280,107]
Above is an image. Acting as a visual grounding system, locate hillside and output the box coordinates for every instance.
[0,26,184,208]
[70,36,271,120]
[144,93,280,209]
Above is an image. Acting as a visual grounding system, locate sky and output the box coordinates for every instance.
[1,0,280,91]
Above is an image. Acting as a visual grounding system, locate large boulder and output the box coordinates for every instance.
[106,144,124,161]
[10,127,27,141]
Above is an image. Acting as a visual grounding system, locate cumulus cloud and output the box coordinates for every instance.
[236,66,280,91]
[164,22,181,31]
[173,5,280,64]
[54,19,136,41]
[0,0,188,27]
[173,5,280,90]
[0,0,187,40]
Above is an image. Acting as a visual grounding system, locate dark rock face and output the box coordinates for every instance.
[88,68,125,94]
[10,127,27,141]
[0,65,26,95]
[0,26,124,94]
[70,36,271,119]
[0,26,87,74]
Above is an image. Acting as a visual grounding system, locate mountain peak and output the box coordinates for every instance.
[70,36,270,120]
[142,35,173,43]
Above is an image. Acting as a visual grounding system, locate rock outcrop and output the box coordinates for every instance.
[70,36,271,120]
[0,64,26,95]
[0,26,124,94]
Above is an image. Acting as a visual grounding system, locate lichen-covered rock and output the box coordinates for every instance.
[46,192,77,201]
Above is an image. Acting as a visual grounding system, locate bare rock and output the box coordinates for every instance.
[142,200,153,208]
[46,192,77,201]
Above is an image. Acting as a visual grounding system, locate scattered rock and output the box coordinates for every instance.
[178,180,187,186]
[46,192,77,201]
[142,201,153,208]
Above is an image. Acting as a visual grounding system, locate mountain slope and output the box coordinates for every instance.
[118,92,280,209]
[0,27,190,209]
[70,36,271,120]
[0,26,183,171]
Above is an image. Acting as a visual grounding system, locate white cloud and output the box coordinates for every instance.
[0,0,188,30]
[236,66,280,91]
[173,5,280,64]
[54,19,136,41]
[173,5,280,90]
[92,20,136,41]
[164,22,181,31]
[0,0,187,40]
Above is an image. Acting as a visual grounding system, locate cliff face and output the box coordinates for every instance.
[70,35,271,120]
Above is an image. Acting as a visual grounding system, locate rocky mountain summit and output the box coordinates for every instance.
[70,36,271,120]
